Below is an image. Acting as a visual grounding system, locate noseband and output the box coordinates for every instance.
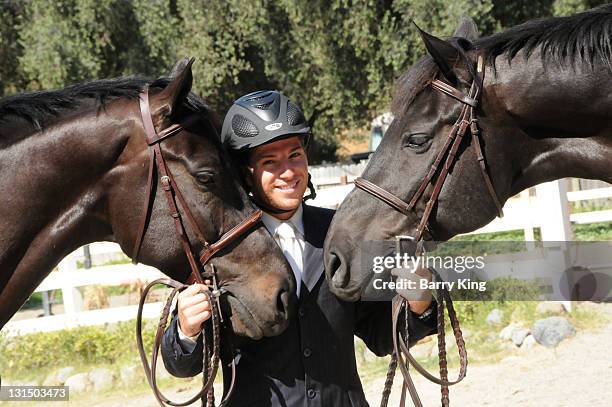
[133,87,261,407]
[355,57,504,407]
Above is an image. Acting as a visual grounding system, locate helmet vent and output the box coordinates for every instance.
[246,92,272,102]
[232,114,259,138]
[253,102,273,110]
[287,101,305,126]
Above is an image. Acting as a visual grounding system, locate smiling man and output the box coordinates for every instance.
[161,90,438,406]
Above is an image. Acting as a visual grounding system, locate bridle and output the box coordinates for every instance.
[355,56,503,407]
[355,55,503,246]
[133,87,262,407]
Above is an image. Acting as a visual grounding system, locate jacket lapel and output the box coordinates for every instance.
[301,205,326,293]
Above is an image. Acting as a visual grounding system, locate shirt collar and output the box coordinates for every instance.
[261,204,304,238]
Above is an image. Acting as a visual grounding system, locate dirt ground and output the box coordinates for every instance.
[364,303,612,406]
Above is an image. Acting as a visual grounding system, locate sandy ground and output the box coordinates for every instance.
[364,304,612,406]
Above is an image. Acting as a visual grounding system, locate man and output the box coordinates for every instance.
[161,91,437,406]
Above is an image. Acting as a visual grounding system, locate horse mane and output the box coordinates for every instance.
[476,4,612,69]
[392,5,612,116]
[0,76,216,132]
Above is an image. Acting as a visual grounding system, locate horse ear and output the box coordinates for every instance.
[168,57,193,79]
[153,57,195,117]
[414,21,459,84]
[453,16,479,42]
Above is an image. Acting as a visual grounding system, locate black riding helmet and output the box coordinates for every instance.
[221,90,316,207]
[221,90,311,151]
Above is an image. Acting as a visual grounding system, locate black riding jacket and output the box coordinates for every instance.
[161,204,437,406]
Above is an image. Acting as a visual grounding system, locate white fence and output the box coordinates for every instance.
[4,263,166,336]
[4,171,611,335]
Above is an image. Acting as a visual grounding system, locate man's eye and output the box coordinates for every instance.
[263,160,275,165]
[290,152,302,158]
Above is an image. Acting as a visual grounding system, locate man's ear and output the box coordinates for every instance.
[241,166,254,188]
[149,57,195,122]
[414,22,459,84]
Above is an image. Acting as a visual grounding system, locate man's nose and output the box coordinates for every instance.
[278,163,295,178]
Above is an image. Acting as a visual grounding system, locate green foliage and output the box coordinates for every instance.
[0,320,158,377]
[573,222,612,241]
[0,1,605,161]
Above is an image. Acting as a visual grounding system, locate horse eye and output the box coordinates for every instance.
[402,133,432,153]
[196,171,215,185]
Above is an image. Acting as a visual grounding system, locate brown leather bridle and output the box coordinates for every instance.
[355,56,503,407]
[133,87,262,407]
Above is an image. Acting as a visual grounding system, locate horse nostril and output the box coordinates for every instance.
[276,286,290,317]
[328,250,349,289]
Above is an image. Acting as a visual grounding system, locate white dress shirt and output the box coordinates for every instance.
[260,204,305,297]
[178,205,306,350]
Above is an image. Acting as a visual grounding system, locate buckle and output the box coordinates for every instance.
[395,235,415,255]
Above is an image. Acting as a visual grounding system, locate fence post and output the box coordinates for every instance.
[57,255,83,324]
[535,179,573,312]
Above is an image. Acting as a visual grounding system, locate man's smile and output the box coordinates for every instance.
[275,179,300,192]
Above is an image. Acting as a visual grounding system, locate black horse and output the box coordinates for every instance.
[325,6,612,301]
[0,60,294,339]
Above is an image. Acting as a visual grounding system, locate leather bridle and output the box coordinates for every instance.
[355,56,503,407]
[133,87,262,407]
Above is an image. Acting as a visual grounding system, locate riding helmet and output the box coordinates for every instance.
[221,90,310,151]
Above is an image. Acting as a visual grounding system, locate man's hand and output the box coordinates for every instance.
[391,266,433,315]
[177,281,212,338]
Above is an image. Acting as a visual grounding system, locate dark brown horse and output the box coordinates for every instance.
[0,60,294,339]
[325,6,612,301]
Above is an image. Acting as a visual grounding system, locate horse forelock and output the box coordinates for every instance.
[390,56,439,118]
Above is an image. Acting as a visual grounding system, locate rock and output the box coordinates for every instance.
[43,366,75,386]
[532,317,576,348]
[499,323,523,341]
[57,367,76,384]
[43,374,60,386]
[511,328,530,347]
[89,368,115,392]
[120,364,142,385]
[521,334,537,350]
[536,302,566,315]
[65,373,92,393]
[486,308,504,326]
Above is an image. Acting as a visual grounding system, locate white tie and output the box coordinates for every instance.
[275,222,303,296]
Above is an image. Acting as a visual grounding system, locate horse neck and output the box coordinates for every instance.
[0,106,134,272]
[483,51,612,196]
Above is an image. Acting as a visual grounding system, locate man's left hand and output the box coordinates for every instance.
[391,266,433,315]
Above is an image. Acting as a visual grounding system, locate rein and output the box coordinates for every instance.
[355,56,503,407]
[133,87,262,407]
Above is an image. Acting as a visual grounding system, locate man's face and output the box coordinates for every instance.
[246,136,309,218]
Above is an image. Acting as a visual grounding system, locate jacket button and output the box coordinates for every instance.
[298,308,306,317]
[307,388,316,399]
[303,347,312,358]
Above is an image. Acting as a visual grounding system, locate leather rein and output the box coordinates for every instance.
[133,87,263,407]
[355,56,503,407]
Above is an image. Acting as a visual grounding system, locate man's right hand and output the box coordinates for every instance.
[177,282,212,338]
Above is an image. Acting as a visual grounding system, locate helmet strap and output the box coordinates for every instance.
[302,173,317,202]
[248,194,295,215]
